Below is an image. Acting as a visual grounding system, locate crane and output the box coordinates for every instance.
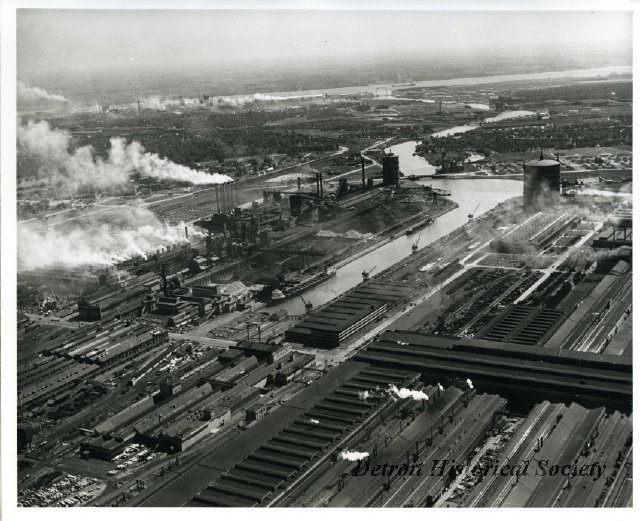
[300,296,313,314]
[468,204,480,220]
[412,233,421,253]
[362,266,376,282]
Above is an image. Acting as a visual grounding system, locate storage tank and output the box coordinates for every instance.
[382,153,400,186]
[523,158,560,211]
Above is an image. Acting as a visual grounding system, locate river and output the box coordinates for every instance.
[278,138,522,315]
[431,110,537,138]
[221,65,631,103]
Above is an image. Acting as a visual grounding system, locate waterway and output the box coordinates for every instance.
[279,137,522,315]
[431,110,537,138]
[222,65,631,103]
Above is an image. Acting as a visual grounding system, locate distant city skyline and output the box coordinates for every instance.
[18,9,632,75]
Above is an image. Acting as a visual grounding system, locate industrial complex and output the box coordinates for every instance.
[14,48,633,510]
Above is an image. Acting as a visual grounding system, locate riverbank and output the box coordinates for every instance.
[327,199,458,271]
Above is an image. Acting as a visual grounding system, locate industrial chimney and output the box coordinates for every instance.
[232,181,237,208]
[361,157,366,187]
[161,264,168,296]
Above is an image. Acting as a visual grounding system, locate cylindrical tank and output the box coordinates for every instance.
[382,153,400,186]
[523,159,561,211]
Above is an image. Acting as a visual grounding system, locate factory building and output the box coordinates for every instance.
[155,405,231,453]
[523,157,561,211]
[151,295,201,327]
[476,304,565,346]
[137,362,422,507]
[78,286,149,321]
[381,152,400,186]
[593,206,632,249]
[490,212,578,253]
[192,281,250,314]
[285,282,414,347]
[355,330,631,412]
[245,402,268,422]
[235,341,293,364]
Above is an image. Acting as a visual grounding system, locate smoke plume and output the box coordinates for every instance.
[18,81,67,103]
[358,390,372,401]
[18,120,232,193]
[18,206,203,272]
[340,451,369,461]
[388,385,429,401]
[309,418,320,424]
[216,93,322,107]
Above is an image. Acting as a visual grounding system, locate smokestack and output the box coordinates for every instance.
[232,182,237,209]
[361,157,366,187]
[258,325,261,343]
[161,264,168,296]
[215,186,220,213]
[185,226,188,240]
[319,172,323,196]
[316,173,320,195]
[297,177,301,191]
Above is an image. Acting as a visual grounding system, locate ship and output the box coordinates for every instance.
[405,216,433,235]
[265,268,337,307]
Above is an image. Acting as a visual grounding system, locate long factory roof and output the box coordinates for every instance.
[355,330,631,409]
[135,361,418,507]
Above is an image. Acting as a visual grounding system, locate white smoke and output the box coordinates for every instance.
[340,451,369,461]
[358,390,371,401]
[216,93,322,107]
[309,418,320,424]
[437,383,444,392]
[18,206,200,272]
[466,378,474,390]
[388,385,429,401]
[17,120,232,192]
[18,81,67,103]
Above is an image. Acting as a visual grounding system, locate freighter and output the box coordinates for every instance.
[266,267,336,306]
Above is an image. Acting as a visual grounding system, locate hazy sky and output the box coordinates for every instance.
[17,10,632,74]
